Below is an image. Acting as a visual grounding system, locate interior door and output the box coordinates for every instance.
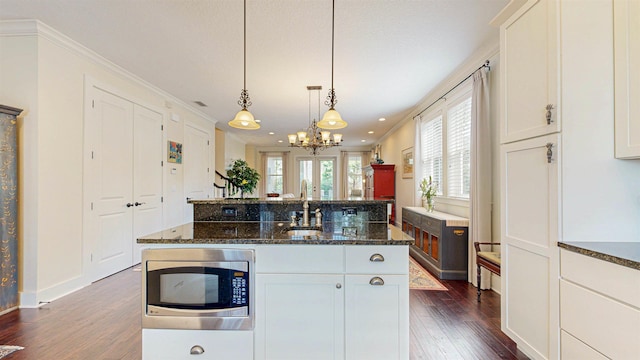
[183,123,211,223]
[132,105,163,264]
[89,88,134,281]
[297,157,336,200]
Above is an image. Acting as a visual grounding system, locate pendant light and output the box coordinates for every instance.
[317,0,347,130]
[228,0,260,130]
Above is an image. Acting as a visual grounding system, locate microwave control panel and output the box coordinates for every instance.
[231,271,248,306]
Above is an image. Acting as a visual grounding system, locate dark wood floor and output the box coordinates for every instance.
[0,266,528,360]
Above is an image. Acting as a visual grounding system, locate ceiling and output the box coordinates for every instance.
[0,0,508,147]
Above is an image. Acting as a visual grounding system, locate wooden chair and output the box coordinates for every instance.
[474,242,501,302]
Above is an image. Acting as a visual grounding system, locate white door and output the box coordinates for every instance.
[297,157,337,200]
[500,133,559,359]
[183,123,211,223]
[88,88,134,281]
[132,105,163,264]
[255,274,345,360]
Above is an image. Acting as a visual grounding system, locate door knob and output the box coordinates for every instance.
[134,202,146,206]
[126,203,134,207]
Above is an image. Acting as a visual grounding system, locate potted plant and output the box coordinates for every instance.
[419,176,437,212]
[226,159,260,198]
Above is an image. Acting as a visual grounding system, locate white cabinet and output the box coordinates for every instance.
[559,249,640,359]
[500,0,559,144]
[500,133,559,360]
[345,274,409,360]
[142,329,254,360]
[254,245,409,360]
[614,0,640,159]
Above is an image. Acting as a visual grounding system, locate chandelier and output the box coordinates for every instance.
[288,86,343,155]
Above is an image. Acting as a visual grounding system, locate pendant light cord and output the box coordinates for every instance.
[331,0,335,90]
[244,0,247,90]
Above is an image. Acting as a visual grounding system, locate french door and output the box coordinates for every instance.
[297,157,336,200]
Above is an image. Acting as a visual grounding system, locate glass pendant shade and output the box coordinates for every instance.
[229,109,260,129]
[333,133,342,143]
[317,109,347,129]
[288,134,298,144]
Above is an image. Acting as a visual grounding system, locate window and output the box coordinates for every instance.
[346,154,364,198]
[419,85,472,199]
[265,156,283,194]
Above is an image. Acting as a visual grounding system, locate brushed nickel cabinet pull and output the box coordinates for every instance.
[369,277,385,286]
[369,253,385,262]
[545,104,554,125]
[546,143,554,163]
[190,345,205,355]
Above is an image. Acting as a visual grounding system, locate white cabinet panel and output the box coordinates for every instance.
[345,245,408,274]
[255,245,343,273]
[614,0,640,159]
[345,274,409,360]
[560,331,607,360]
[255,274,344,360]
[501,0,559,144]
[142,329,253,360]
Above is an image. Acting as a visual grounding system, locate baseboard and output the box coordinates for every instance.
[0,306,18,316]
[19,275,89,308]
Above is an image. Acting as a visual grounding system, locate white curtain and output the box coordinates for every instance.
[413,115,423,206]
[469,67,492,287]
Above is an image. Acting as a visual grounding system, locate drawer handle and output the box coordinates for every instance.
[369,277,385,286]
[190,345,205,355]
[336,283,342,289]
[369,253,385,262]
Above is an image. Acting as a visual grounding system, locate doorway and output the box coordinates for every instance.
[296,157,337,200]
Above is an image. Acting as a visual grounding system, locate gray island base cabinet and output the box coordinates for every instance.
[402,207,469,280]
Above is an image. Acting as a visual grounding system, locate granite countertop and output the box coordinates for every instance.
[558,241,640,270]
[188,198,394,204]
[138,222,414,245]
[404,207,469,227]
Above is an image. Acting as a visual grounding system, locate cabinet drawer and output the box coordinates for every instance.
[256,245,344,273]
[345,245,408,274]
[561,330,607,360]
[560,279,640,359]
[420,216,441,235]
[560,249,640,308]
[142,329,253,360]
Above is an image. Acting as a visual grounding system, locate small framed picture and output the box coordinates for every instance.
[402,147,413,179]
[168,141,182,164]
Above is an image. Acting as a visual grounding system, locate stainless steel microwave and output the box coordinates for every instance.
[142,248,254,330]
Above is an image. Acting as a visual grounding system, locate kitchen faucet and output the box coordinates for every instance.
[300,180,310,227]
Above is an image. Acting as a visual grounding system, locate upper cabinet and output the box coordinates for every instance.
[500,0,560,144]
[614,0,640,159]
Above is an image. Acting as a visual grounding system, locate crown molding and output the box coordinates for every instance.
[0,19,216,125]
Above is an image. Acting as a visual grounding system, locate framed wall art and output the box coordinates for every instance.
[402,147,413,178]
[168,141,182,164]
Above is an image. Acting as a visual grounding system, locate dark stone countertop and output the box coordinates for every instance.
[558,241,640,270]
[138,222,414,245]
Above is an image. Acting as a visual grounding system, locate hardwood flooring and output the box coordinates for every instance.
[0,266,528,360]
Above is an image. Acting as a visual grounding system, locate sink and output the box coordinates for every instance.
[286,229,322,237]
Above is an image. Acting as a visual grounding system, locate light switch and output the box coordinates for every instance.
[171,168,177,174]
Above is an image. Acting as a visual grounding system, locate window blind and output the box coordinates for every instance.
[446,95,472,198]
[420,113,443,194]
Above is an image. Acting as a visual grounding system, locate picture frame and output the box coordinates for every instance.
[402,147,414,178]
[168,141,182,164]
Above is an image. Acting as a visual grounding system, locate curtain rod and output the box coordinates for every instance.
[413,60,490,119]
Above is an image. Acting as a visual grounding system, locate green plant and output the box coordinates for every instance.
[419,176,438,201]
[226,159,261,196]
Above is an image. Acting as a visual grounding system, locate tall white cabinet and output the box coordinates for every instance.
[500,0,640,359]
[500,0,560,358]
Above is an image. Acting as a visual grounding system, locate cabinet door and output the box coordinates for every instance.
[255,274,344,360]
[614,0,640,158]
[501,0,559,144]
[500,133,559,359]
[345,275,409,360]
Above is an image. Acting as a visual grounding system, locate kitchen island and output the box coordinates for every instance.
[138,199,413,360]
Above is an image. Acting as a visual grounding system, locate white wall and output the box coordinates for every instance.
[224,132,246,168]
[0,21,215,306]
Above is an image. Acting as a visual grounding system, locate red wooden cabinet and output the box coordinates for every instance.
[363,164,395,224]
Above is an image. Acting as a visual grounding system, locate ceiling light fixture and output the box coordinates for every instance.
[289,86,343,156]
[228,0,260,130]
[317,0,347,130]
